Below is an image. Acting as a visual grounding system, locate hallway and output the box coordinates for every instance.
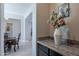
[6,41,32,56]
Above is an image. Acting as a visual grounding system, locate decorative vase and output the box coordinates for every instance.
[59,26,69,45]
[54,26,69,46]
[54,28,62,46]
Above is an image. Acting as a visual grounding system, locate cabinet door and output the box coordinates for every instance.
[38,48,48,56]
[37,43,49,56]
[50,49,63,56]
[37,43,63,56]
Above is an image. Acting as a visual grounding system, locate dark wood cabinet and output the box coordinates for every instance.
[37,43,63,56]
[50,49,62,56]
[37,43,50,56]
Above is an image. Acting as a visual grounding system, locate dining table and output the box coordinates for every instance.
[4,37,17,55]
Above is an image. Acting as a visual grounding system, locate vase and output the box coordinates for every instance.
[54,28,62,46]
[59,26,69,45]
[54,26,69,46]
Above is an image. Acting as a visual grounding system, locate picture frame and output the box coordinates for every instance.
[58,3,70,18]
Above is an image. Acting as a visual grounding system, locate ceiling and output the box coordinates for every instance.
[4,3,33,15]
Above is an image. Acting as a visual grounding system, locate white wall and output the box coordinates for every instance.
[25,13,32,41]
[21,18,26,42]
[0,3,4,55]
[5,19,21,38]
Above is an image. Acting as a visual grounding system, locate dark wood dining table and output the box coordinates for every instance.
[4,37,17,55]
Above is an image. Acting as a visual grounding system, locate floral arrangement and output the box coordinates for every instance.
[47,11,66,29]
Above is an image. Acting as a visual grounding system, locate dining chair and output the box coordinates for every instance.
[16,33,21,49]
[12,33,21,50]
[4,33,11,55]
[8,33,21,52]
[4,33,21,53]
[4,33,8,39]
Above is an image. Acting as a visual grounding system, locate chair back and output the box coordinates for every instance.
[17,33,21,43]
[4,33,8,39]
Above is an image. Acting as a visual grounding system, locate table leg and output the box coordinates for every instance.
[4,45,6,55]
[14,45,16,52]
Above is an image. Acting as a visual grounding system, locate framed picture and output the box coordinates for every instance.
[6,23,13,31]
[58,3,70,18]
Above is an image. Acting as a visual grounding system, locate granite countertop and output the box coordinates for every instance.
[37,38,79,56]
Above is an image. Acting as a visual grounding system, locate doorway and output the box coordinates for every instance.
[0,3,36,56]
[25,13,32,42]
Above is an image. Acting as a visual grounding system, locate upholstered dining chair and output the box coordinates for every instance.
[16,33,21,49]
[4,33,11,55]
[4,33,8,39]
[10,33,21,52]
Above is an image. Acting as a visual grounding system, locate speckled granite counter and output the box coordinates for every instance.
[37,38,79,56]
